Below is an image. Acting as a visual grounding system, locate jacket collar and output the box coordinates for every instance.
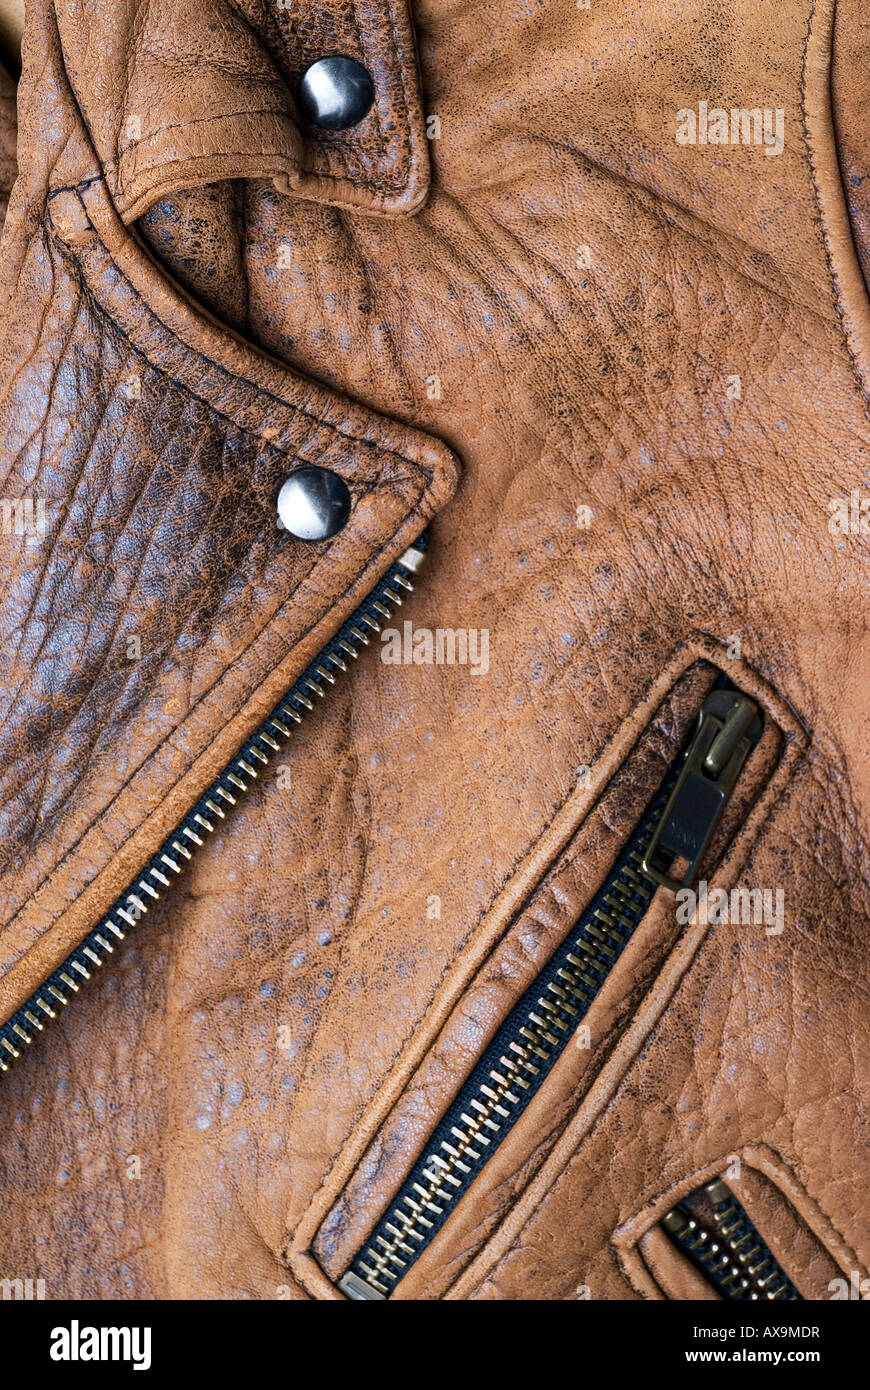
[51,0,430,221]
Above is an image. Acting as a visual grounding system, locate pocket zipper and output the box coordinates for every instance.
[339,682,763,1300]
[661,1178,802,1301]
[0,539,429,1074]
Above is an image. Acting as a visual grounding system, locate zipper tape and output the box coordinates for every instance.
[339,773,677,1298]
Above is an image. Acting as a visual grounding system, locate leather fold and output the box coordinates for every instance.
[52,0,430,221]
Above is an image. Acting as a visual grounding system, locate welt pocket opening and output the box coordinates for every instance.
[290,647,805,1300]
[615,1148,863,1302]
[655,1177,802,1301]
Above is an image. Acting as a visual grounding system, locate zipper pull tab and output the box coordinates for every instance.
[641,687,762,892]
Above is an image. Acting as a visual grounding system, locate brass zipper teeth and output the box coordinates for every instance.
[342,793,674,1300]
[0,541,427,1075]
[661,1178,802,1301]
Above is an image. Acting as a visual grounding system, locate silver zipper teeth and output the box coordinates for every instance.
[0,545,425,1074]
[346,822,662,1298]
[662,1179,802,1301]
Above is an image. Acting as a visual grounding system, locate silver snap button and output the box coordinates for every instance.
[277,467,351,541]
[297,55,374,131]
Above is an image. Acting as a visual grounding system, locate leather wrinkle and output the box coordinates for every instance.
[2,0,868,1301]
[80,0,426,213]
[432,176,834,353]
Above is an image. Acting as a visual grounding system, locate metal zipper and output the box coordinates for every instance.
[0,538,429,1074]
[339,683,763,1300]
[661,1178,802,1300]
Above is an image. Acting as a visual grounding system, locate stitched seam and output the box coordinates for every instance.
[750,1142,866,1272]
[411,768,805,1299]
[107,12,416,197]
[295,654,809,1276]
[617,1144,866,1290]
[308,715,710,1269]
[110,106,301,174]
[48,167,423,219]
[53,214,433,478]
[0,514,417,938]
[286,656,727,1253]
[285,169,423,214]
[292,794,641,1257]
[801,0,870,408]
[0,489,427,938]
[83,264,412,469]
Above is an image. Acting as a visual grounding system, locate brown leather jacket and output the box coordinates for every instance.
[0,0,867,1302]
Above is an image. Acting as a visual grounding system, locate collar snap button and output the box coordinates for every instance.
[277,467,351,541]
[297,56,375,131]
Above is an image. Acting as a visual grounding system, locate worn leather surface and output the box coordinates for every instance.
[0,0,868,1301]
[629,1162,846,1301]
[304,653,794,1295]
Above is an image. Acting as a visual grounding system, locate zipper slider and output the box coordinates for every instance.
[641,687,762,892]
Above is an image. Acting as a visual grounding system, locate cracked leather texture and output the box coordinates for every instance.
[306,658,789,1294]
[0,0,868,1301]
[0,190,454,1001]
[459,760,870,1298]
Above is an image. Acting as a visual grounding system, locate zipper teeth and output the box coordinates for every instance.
[663,1183,803,1301]
[343,773,678,1299]
[0,545,425,1074]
